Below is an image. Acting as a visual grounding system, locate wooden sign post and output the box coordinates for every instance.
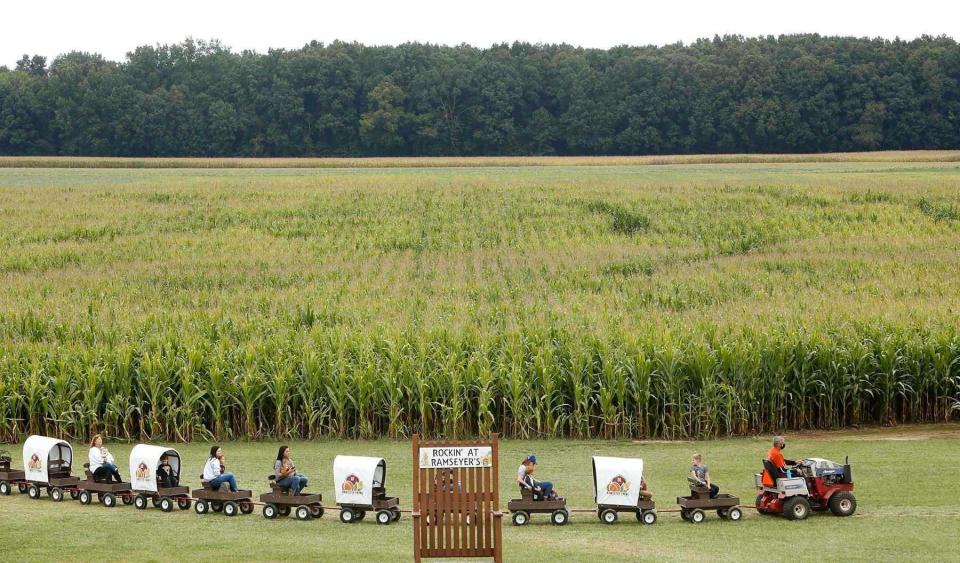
[412,434,503,562]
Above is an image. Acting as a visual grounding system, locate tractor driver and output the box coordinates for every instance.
[762,435,797,487]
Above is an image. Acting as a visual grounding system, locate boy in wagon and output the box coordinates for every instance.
[690,453,719,498]
[516,454,558,500]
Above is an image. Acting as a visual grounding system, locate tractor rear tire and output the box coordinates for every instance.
[783,496,811,521]
[829,492,857,517]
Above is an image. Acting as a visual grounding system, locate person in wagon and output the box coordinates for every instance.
[88,434,123,483]
[689,453,719,498]
[274,445,308,495]
[516,454,557,500]
[157,454,179,488]
[203,445,239,492]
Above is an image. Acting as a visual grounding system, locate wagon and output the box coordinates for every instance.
[507,465,569,526]
[677,478,741,523]
[194,467,253,517]
[260,473,324,521]
[592,456,657,525]
[0,456,26,496]
[128,444,192,512]
[333,455,401,525]
[77,459,132,508]
[21,435,80,502]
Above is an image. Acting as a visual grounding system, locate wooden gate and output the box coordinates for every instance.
[412,434,503,562]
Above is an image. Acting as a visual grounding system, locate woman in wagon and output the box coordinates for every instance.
[516,454,557,500]
[274,445,308,495]
[203,445,238,492]
[88,434,123,483]
[690,453,719,498]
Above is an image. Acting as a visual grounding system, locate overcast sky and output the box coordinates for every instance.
[4,0,958,67]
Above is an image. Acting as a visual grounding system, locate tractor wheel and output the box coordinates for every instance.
[376,509,393,525]
[159,496,174,512]
[783,496,811,521]
[727,507,743,521]
[134,494,147,510]
[829,492,857,517]
[50,487,64,503]
[0,481,9,495]
[27,484,41,499]
[239,500,254,514]
[312,505,325,519]
[339,508,356,524]
[263,503,278,519]
[640,510,657,525]
[223,501,239,517]
[177,497,191,510]
[689,509,706,524]
[194,499,208,514]
[511,511,529,526]
[551,509,569,526]
[79,490,92,505]
[102,492,116,508]
[295,505,312,521]
[600,509,618,524]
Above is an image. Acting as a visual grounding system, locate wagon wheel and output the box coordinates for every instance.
[0,481,10,495]
[311,505,324,519]
[177,497,192,510]
[600,508,618,525]
[27,484,41,499]
[18,483,28,494]
[511,511,529,526]
[717,509,727,519]
[391,508,401,522]
[239,500,254,514]
[640,510,657,525]
[50,487,65,503]
[339,508,356,524]
[551,509,569,526]
[152,496,162,509]
[263,503,278,519]
[680,509,689,521]
[159,496,174,512]
[278,505,291,517]
[211,501,224,513]
[376,509,393,525]
[355,510,366,521]
[689,508,706,524]
[727,507,742,521]
[70,489,80,500]
[134,494,148,510]
[295,505,312,521]
[223,501,239,517]
[102,492,117,508]
[122,494,134,505]
[194,499,208,514]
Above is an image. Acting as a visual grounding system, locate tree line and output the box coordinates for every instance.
[1,35,959,157]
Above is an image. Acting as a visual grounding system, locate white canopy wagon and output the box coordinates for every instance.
[592,456,657,525]
[21,435,79,502]
[333,455,400,525]
[129,444,192,512]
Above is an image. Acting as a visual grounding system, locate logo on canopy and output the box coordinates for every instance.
[135,461,151,480]
[28,453,42,471]
[606,474,630,495]
[342,473,364,494]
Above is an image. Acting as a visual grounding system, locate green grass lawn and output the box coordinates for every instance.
[1,425,957,561]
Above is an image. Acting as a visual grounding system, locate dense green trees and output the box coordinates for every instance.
[1,35,959,156]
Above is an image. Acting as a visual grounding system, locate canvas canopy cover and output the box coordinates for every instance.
[592,456,644,508]
[23,435,73,483]
[334,455,386,506]
[129,444,181,493]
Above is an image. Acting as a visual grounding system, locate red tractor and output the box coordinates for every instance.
[755,457,856,520]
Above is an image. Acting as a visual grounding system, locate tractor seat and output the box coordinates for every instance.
[762,459,781,482]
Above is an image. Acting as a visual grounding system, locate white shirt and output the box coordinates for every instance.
[517,464,529,488]
[88,447,114,472]
[202,457,223,480]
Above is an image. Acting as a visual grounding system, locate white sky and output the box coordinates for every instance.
[3,0,958,67]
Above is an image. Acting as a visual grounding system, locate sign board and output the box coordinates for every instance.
[412,435,502,562]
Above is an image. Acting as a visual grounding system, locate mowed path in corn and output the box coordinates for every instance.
[0,426,958,561]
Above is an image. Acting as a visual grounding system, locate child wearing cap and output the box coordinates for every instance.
[516,454,557,500]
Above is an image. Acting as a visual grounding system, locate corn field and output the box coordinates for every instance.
[1,160,959,442]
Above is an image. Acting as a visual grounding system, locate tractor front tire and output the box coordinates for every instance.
[829,492,857,517]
